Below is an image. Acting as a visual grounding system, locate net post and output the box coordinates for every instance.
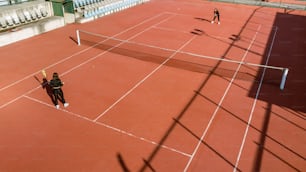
[76,30,81,46]
[280,68,289,90]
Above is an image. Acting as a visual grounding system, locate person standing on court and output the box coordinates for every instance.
[49,72,69,109]
[211,8,220,24]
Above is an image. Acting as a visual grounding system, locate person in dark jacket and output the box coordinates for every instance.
[49,72,69,109]
[211,8,220,24]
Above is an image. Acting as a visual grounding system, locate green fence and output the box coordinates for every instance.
[51,0,74,17]
[209,0,306,10]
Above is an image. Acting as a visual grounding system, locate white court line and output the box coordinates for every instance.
[165,11,272,27]
[152,25,191,34]
[183,24,262,172]
[23,95,191,158]
[93,34,197,121]
[0,12,169,109]
[233,26,279,172]
[153,25,232,41]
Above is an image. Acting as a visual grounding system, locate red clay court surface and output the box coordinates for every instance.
[0,0,305,171]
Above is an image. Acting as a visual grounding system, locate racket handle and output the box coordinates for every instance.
[42,70,47,78]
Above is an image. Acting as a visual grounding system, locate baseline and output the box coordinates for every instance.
[22,95,191,158]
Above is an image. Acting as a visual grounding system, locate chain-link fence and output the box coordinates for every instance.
[209,0,306,10]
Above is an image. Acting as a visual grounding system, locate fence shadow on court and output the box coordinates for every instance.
[249,12,306,113]
[137,7,266,171]
[248,12,306,171]
[73,7,305,171]
[195,91,305,162]
[117,153,130,172]
[117,153,156,172]
[173,117,243,172]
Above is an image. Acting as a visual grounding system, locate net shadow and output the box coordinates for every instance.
[79,39,262,82]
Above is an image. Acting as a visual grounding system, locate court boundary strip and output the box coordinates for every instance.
[233,26,279,172]
[23,95,192,158]
[0,12,170,109]
[183,24,262,171]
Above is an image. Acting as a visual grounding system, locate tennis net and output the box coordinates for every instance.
[76,29,289,90]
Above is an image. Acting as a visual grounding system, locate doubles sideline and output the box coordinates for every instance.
[0,12,170,109]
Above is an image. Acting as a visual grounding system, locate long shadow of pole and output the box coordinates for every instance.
[139,7,263,171]
[117,153,130,172]
[253,103,271,171]
[173,118,242,172]
[195,91,305,160]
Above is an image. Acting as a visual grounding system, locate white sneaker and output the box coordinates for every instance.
[64,103,69,108]
[56,105,60,109]
[218,22,220,25]
[211,21,214,24]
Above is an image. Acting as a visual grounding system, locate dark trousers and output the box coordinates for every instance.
[53,88,66,105]
[213,14,220,22]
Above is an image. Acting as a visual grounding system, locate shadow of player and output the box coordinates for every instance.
[34,76,65,106]
[41,78,56,105]
[194,17,211,23]
[190,28,204,36]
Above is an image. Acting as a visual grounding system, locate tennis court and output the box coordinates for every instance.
[0,0,305,171]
